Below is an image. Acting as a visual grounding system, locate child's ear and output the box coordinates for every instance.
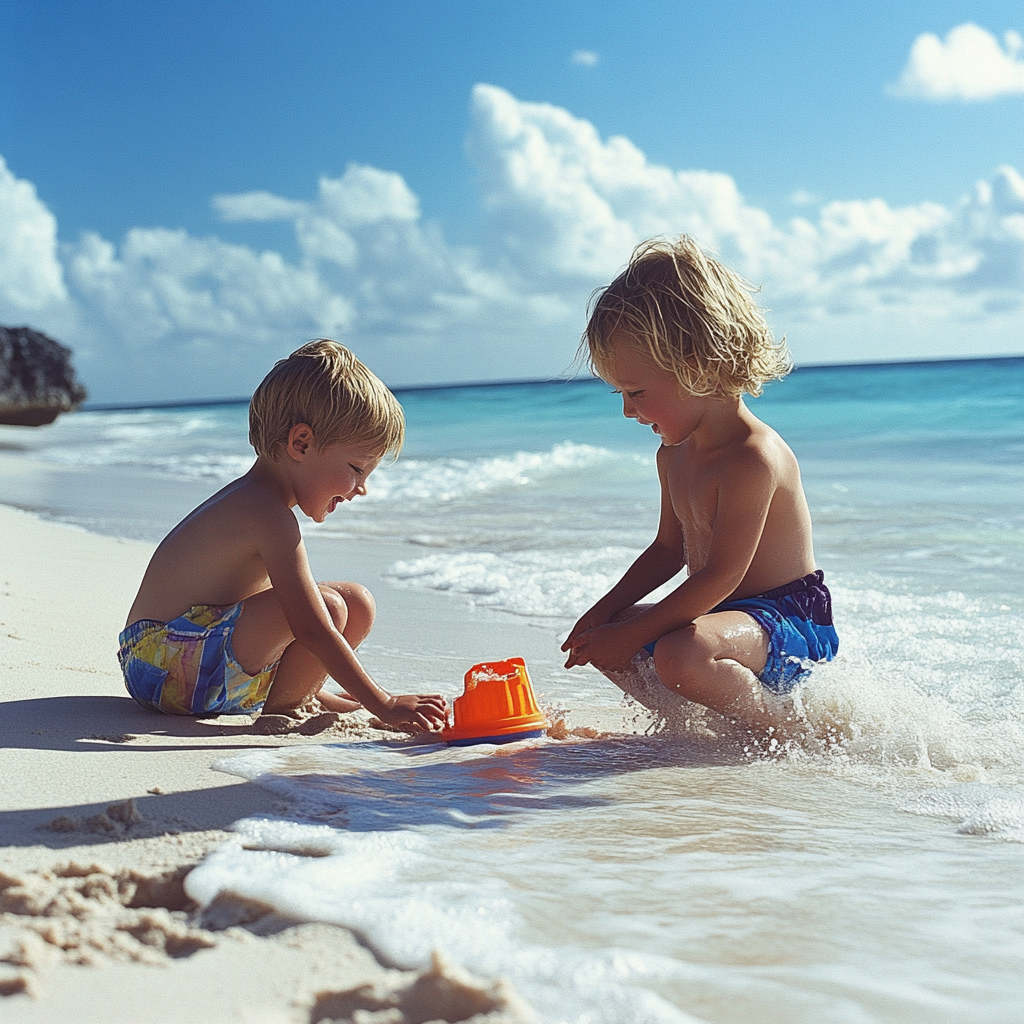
[286,423,315,461]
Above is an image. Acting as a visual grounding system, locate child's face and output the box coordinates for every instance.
[295,440,383,523]
[602,338,700,446]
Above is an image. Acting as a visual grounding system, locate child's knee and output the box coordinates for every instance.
[653,626,704,686]
[318,585,345,628]
[348,583,376,631]
[319,582,375,639]
[611,603,647,624]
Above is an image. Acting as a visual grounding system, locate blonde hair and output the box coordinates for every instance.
[582,236,791,398]
[249,340,404,460]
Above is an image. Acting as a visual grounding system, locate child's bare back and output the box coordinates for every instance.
[562,238,838,738]
[128,475,294,625]
[119,341,446,733]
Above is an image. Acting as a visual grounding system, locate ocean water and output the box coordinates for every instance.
[2,357,1023,1022]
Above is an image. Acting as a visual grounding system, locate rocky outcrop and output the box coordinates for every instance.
[0,326,88,426]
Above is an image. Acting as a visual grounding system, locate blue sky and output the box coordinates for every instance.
[1,0,1022,401]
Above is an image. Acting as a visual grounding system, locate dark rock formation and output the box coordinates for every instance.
[0,326,88,426]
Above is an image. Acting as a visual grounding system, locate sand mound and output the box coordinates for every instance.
[311,950,536,1024]
[42,799,146,836]
[0,861,214,970]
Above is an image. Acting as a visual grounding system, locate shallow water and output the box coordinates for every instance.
[187,734,1023,1023]
[2,357,1023,1021]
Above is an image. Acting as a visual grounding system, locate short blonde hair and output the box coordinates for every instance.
[582,236,791,398]
[249,340,404,460]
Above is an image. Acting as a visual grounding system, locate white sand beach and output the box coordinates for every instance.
[0,503,543,1022]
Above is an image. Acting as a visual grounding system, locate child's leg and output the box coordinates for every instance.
[604,606,797,738]
[230,581,376,716]
[650,611,775,731]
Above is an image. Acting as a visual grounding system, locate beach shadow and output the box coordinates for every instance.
[224,733,749,833]
[0,782,284,849]
[0,695,279,753]
[0,695,303,849]
[1,697,752,846]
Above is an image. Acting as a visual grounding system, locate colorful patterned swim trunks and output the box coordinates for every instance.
[643,570,839,694]
[118,603,279,715]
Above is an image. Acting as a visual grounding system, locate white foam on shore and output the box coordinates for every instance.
[192,743,713,1024]
[192,731,1024,1023]
[7,408,257,481]
[361,442,622,504]
[385,547,641,617]
[900,785,1024,841]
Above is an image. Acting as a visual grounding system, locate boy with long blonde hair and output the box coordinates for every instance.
[562,238,837,735]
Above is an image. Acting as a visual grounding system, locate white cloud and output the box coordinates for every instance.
[571,50,599,67]
[213,191,307,222]
[0,155,68,312]
[52,158,538,394]
[467,85,1023,328]
[891,23,1024,101]
[1,86,1021,400]
[68,227,345,345]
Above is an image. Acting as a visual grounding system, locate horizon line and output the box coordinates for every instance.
[80,351,1024,412]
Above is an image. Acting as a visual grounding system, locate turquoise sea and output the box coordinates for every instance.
[1,356,1022,1022]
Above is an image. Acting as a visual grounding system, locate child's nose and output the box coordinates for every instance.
[621,395,638,418]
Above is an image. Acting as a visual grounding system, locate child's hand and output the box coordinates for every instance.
[562,608,612,666]
[378,693,447,733]
[563,622,638,673]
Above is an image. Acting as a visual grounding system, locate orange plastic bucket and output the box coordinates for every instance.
[442,658,549,746]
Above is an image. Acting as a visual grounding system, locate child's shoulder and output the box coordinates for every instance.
[732,416,804,497]
[184,472,297,539]
[701,412,798,485]
[734,414,797,469]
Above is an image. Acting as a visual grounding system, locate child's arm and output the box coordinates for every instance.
[565,447,775,673]
[257,505,446,731]
[563,447,685,666]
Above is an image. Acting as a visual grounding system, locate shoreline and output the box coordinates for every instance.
[0,502,559,1020]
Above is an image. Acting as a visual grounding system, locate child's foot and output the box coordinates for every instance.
[315,688,364,714]
[248,709,345,735]
[297,711,343,735]
[249,713,304,735]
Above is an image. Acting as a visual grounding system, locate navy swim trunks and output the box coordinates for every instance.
[643,570,839,694]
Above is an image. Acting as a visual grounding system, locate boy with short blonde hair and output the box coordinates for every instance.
[119,339,446,732]
[562,238,837,736]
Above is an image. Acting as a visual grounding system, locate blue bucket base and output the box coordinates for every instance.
[446,729,545,747]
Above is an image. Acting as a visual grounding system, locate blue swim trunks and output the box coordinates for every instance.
[643,570,839,694]
[118,603,280,716]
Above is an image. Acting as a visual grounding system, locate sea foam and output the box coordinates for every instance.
[385,547,642,618]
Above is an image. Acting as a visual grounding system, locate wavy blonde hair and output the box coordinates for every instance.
[581,236,791,397]
[249,340,404,460]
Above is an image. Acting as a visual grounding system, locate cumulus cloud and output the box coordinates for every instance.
[571,50,599,67]
[891,23,1024,101]
[0,85,1021,400]
[212,191,307,222]
[0,155,68,312]
[53,157,539,394]
[468,85,1023,323]
[68,227,347,346]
